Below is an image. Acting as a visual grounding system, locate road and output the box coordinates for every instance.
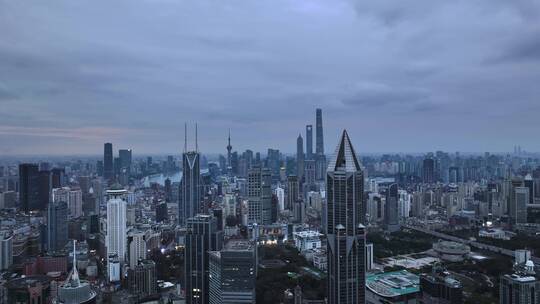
[403,225,540,264]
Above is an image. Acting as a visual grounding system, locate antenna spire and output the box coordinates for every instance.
[69,240,80,287]
[195,123,198,152]
[184,123,187,152]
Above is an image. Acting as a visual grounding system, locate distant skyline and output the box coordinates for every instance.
[1,0,539,155]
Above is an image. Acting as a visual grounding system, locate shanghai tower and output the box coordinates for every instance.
[326,130,366,304]
[315,108,326,180]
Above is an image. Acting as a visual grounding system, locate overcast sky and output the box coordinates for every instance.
[1,0,539,156]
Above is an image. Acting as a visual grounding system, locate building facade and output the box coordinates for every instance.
[185,214,223,304]
[179,151,201,227]
[326,130,366,304]
[209,240,256,304]
[106,186,127,264]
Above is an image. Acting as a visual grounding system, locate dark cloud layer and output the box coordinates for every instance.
[0,0,539,155]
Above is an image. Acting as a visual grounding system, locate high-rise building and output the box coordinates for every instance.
[326,130,366,304]
[266,149,281,179]
[184,214,223,304]
[209,240,256,304]
[108,254,121,283]
[106,185,127,263]
[57,241,97,304]
[275,186,285,212]
[128,231,147,269]
[53,187,83,219]
[306,125,313,160]
[500,261,539,304]
[127,260,158,298]
[385,184,400,233]
[315,108,326,180]
[293,200,305,224]
[286,175,299,211]
[423,158,435,184]
[271,194,278,223]
[47,200,68,252]
[0,231,13,270]
[179,151,201,227]
[38,170,51,211]
[419,266,463,304]
[315,109,324,156]
[19,163,41,212]
[511,187,529,225]
[51,169,66,194]
[304,159,316,192]
[365,243,374,271]
[247,166,272,225]
[156,202,168,223]
[524,174,535,205]
[297,134,305,183]
[118,149,132,174]
[104,143,114,180]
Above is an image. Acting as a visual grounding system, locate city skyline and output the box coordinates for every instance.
[1,1,540,155]
[2,1,540,303]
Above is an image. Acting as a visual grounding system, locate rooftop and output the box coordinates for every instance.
[224,239,255,251]
[367,270,420,298]
[327,130,362,173]
[293,230,323,238]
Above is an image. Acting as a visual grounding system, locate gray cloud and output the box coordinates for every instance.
[0,0,539,155]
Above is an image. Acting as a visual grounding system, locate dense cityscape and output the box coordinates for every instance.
[0,108,539,304]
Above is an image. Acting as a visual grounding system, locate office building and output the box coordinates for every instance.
[275,186,285,212]
[287,175,299,211]
[315,109,326,180]
[419,265,463,304]
[500,260,539,304]
[106,185,127,263]
[0,231,13,270]
[385,184,400,233]
[128,231,147,269]
[297,134,305,182]
[247,166,272,225]
[118,149,132,169]
[326,130,366,304]
[108,254,121,283]
[179,151,201,227]
[315,109,324,156]
[423,158,435,184]
[6,276,52,304]
[127,260,158,298]
[185,214,223,304]
[524,174,535,205]
[306,125,313,160]
[52,187,83,219]
[209,240,256,304]
[47,200,68,252]
[366,243,374,271]
[38,170,51,211]
[156,202,168,223]
[19,163,41,212]
[51,168,65,188]
[104,143,114,180]
[512,187,529,224]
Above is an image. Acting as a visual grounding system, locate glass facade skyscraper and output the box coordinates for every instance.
[326,130,366,304]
